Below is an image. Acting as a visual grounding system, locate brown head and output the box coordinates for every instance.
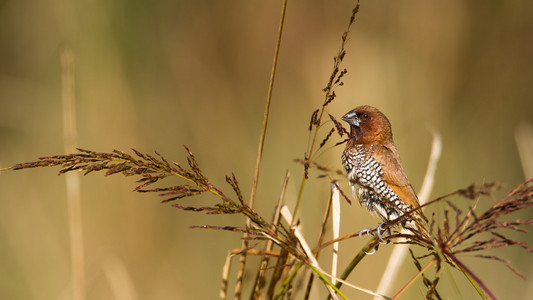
[341,105,393,145]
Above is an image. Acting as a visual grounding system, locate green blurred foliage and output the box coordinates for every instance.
[1,0,532,299]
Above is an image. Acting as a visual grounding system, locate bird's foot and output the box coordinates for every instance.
[358,223,391,254]
[377,222,391,245]
[358,223,391,243]
[365,245,378,255]
[358,227,373,239]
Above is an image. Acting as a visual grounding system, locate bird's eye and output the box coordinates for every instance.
[361,113,370,120]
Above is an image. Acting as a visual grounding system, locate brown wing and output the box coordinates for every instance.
[373,142,421,210]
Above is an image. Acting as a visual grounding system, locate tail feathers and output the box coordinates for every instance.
[404,216,431,240]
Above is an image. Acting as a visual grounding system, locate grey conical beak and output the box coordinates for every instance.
[342,110,359,127]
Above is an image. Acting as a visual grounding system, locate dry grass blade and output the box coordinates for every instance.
[515,122,533,178]
[61,48,86,300]
[331,183,341,286]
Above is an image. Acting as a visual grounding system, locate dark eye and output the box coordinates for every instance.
[361,113,370,120]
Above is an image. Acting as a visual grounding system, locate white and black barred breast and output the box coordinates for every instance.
[341,144,411,221]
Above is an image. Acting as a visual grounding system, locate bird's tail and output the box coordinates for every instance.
[405,213,432,241]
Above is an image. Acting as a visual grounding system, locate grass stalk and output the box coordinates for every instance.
[327,235,377,300]
[251,171,290,298]
[390,258,435,300]
[309,265,347,300]
[220,252,233,299]
[291,0,360,225]
[235,0,289,298]
[451,256,493,300]
[304,183,336,299]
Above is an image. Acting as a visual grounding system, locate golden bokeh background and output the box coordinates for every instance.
[1,0,532,299]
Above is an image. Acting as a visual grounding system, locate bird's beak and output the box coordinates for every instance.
[342,110,359,127]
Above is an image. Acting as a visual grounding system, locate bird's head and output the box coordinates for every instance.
[342,105,393,145]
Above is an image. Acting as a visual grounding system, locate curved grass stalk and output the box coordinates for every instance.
[326,235,377,300]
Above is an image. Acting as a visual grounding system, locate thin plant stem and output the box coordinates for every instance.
[220,252,233,300]
[391,258,435,300]
[248,0,288,209]
[291,0,360,226]
[309,265,348,300]
[251,171,290,298]
[445,263,464,299]
[267,249,290,299]
[451,256,493,300]
[327,235,377,300]
[235,0,289,299]
[304,182,335,299]
[273,261,304,300]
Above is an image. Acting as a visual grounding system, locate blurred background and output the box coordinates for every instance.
[1,0,532,299]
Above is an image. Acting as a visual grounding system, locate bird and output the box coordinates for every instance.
[340,105,429,239]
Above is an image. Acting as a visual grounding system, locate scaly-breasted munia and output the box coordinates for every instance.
[341,105,428,237]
